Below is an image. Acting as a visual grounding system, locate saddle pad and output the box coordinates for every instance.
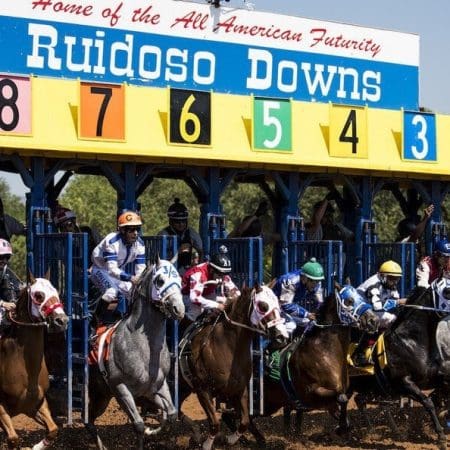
[88,324,118,366]
[436,315,450,373]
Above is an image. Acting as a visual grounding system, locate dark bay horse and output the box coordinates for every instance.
[86,259,184,450]
[243,285,379,444]
[178,284,289,450]
[0,275,68,449]
[349,280,450,450]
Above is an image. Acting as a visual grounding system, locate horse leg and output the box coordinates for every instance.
[178,381,202,445]
[0,404,19,449]
[30,397,58,449]
[85,374,112,450]
[354,393,372,428]
[282,405,291,433]
[294,408,304,432]
[247,417,266,446]
[145,380,177,437]
[402,375,447,450]
[195,389,220,450]
[111,383,146,450]
[335,393,350,436]
[226,388,250,445]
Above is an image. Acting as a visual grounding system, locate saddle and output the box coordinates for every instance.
[88,323,118,367]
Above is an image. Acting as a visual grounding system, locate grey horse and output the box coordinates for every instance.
[85,258,185,450]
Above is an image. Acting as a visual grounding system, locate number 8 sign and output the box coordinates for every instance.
[403,111,436,162]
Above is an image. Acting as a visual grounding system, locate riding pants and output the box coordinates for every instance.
[90,266,133,302]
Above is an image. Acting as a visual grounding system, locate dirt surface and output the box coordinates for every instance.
[5,394,447,449]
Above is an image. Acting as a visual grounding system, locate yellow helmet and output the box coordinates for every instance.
[379,260,402,277]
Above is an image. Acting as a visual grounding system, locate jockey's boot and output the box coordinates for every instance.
[352,333,371,367]
[96,299,120,326]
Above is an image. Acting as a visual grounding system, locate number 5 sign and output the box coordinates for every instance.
[403,111,436,162]
[252,97,291,152]
[79,82,125,141]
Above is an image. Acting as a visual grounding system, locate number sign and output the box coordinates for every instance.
[253,97,291,151]
[79,82,125,140]
[329,104,368,158]
[169,88,211,146]
[403,111,436,161]
[0,75,32,135]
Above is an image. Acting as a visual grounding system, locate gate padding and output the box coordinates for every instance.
[287,240,343,295]
[363,242,415,297]
[211,237,263,287]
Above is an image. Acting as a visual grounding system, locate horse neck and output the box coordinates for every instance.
[125,294,166,337]
[227,290,252,327]
[318,294,341,326]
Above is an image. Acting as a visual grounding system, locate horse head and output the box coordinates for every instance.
[26,274,68,332]
[250,284,289,347]
[144,258,184,321]
[337,285,379,333]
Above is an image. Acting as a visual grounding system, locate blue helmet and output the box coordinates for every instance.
[435,238,450,257]
[339,285,361,305]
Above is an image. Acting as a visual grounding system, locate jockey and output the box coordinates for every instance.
[416,238,450,288]
[271,258,324,336]
[0,239,23,332]
[158,198,203,275]
[353,260,406,366]
[181,245,240,322]
[90,211,146,322]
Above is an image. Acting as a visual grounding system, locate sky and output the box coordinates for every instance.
[3,0,450,199]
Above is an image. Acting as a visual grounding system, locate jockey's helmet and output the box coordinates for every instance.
[378,260,402,277]
[0,239,12,256]
[435,238,450,257]
[210,245,232,273]
[301,258,325,280]
[117,211,142,228]
[54,207,76,226]
[167,198,189,220]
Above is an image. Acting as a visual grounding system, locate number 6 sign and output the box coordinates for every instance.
[79,82,125,141]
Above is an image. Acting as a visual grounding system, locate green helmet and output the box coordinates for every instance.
[301,258,325,280]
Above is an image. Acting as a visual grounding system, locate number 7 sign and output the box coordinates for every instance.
[79,82,125,141]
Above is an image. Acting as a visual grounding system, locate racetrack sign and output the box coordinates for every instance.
[402,111,437,162]
[0,74,32,135]
[329,104,368,158]
[79,82,125,141]
[252,97,292,152]
[169,88,211,146]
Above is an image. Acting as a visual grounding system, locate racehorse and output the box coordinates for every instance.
[0,274,68,449]
[240,285,379,444]
[349,280,450,450]
[86,258,185,450]
[178,284,289,450]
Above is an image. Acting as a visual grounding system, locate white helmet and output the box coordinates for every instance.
[0,239,12,256]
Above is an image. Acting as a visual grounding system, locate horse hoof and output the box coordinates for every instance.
[144,425,162,436]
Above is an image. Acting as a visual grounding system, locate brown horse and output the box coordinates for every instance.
[242,285,379,444]
[0,275,68,449]
[178,285,288,450]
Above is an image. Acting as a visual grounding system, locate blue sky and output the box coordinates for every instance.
[3,0,450,198]
[255,0,450,114]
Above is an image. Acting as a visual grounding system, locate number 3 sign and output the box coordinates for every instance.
[403,111,436,162]
[79,82,125,141]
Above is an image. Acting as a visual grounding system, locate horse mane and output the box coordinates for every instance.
[128,264,154,311]
[315,292,339,324]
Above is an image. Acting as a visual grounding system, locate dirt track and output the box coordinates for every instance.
[7,394,447,449]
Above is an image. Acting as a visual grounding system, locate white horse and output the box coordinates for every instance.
[85,258,184,450]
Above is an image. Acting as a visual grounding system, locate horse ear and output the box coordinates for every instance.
[334,280,342,291]
[28,270,36,284]
[170,252,178,265]
[253,281,260,290]
[156,253,161,265]
[44,268,51,280]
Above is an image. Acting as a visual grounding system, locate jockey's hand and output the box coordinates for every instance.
[216,295,226,304]
[423,204,434,218]
[130,275,140,285]
[307,312,316,321]
[397,298,407,305]
[1,301,16,311]
[215,303,225,311]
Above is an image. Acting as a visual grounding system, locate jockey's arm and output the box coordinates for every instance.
[281,302,309,319]
[416,259,431,288]
[222,275,241,297]
[105,259,132,281]
[189,274,225,310]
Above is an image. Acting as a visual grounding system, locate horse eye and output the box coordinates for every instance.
[257,301,269,313]
[154,276,165,288]
[34,292,44,303]
[442,288,450,300]
[344,297,354,307]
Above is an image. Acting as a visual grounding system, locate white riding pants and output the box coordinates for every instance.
[91,266,133,302]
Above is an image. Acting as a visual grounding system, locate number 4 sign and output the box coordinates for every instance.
[403,111,436,162]
[252,97,291,152]
[329,104,368,158]
[79,82,125,141]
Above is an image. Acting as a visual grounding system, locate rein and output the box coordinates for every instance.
[222,309,267,335]
[7,310,47,327]
[401,304,445,313]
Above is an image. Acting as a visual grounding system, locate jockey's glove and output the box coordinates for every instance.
[383,298,398,312]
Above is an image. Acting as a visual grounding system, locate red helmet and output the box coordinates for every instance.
[0,239,12,256]
[118,211,142,228]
